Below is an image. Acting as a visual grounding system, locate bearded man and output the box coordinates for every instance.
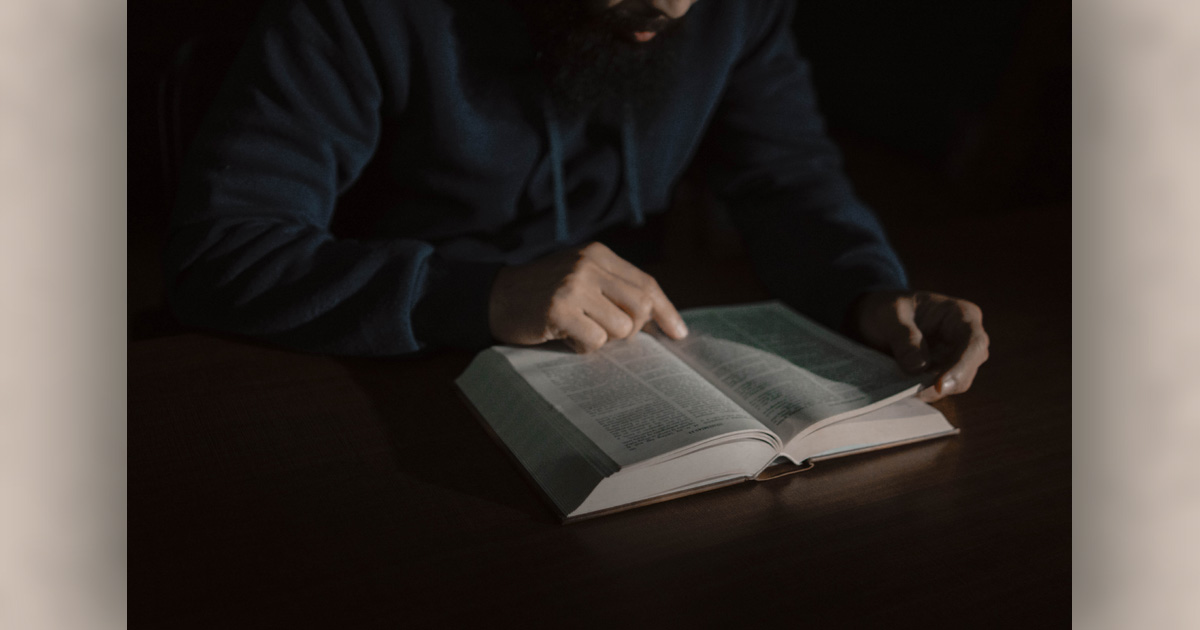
[168,0,989,401]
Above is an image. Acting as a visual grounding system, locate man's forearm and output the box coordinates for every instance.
[166,217,501,355]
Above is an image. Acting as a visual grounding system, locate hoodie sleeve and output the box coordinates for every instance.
[701,1,909,331]
[166,0,501,356]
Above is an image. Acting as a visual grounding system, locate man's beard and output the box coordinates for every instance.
[512,0,686,117]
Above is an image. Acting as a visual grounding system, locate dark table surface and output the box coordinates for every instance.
[130,208,1070,627]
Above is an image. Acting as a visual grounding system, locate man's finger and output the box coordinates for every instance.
[880,297,928,373]
[924,298,988,392]
[919,327,988,402]
[548,305,609,353]
[598,271,656,337]
[582,291,636,340]
[591,247,687,340]
[918,384,944,403]
[887,323,928,373]
[606,276,688,340]
[647,288,687,340]
[940,328,990,393]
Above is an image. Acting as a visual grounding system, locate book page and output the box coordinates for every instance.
[662,302,926,443]
[457,350,617,516]
[780,396,956,463]
[496,333,776,469]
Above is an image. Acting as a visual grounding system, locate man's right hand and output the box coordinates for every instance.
[488,242,689,353]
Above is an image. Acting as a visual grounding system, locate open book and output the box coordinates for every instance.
[456,301,957,521]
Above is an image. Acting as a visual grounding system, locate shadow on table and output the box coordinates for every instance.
[337,352,562,525]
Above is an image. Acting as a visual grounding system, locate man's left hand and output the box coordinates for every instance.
[849,290,990,403]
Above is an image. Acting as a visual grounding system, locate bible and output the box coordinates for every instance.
[456,301,957,522]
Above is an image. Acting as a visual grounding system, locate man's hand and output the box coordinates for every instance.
[488,242,689,353]
[849,290,990,403]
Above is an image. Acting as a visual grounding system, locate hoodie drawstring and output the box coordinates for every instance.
[621,101,645,228]
[543,97,645,245]
[544,96,570,243]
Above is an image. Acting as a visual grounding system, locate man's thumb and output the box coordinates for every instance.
[889,322,928,373]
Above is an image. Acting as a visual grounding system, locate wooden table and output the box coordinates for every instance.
[130,208,1070,626]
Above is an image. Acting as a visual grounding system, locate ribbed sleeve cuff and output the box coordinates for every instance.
[816,257,908,333]
[826,278,909,337]
[768,259,908,335]
[411,256,505,350]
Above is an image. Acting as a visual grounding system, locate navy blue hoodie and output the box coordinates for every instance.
[167,0,907,356]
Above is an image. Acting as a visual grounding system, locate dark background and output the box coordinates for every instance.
[128,3,1072,623]
[128,0,1070,339]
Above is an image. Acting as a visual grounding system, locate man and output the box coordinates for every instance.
[168,0,988,402]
